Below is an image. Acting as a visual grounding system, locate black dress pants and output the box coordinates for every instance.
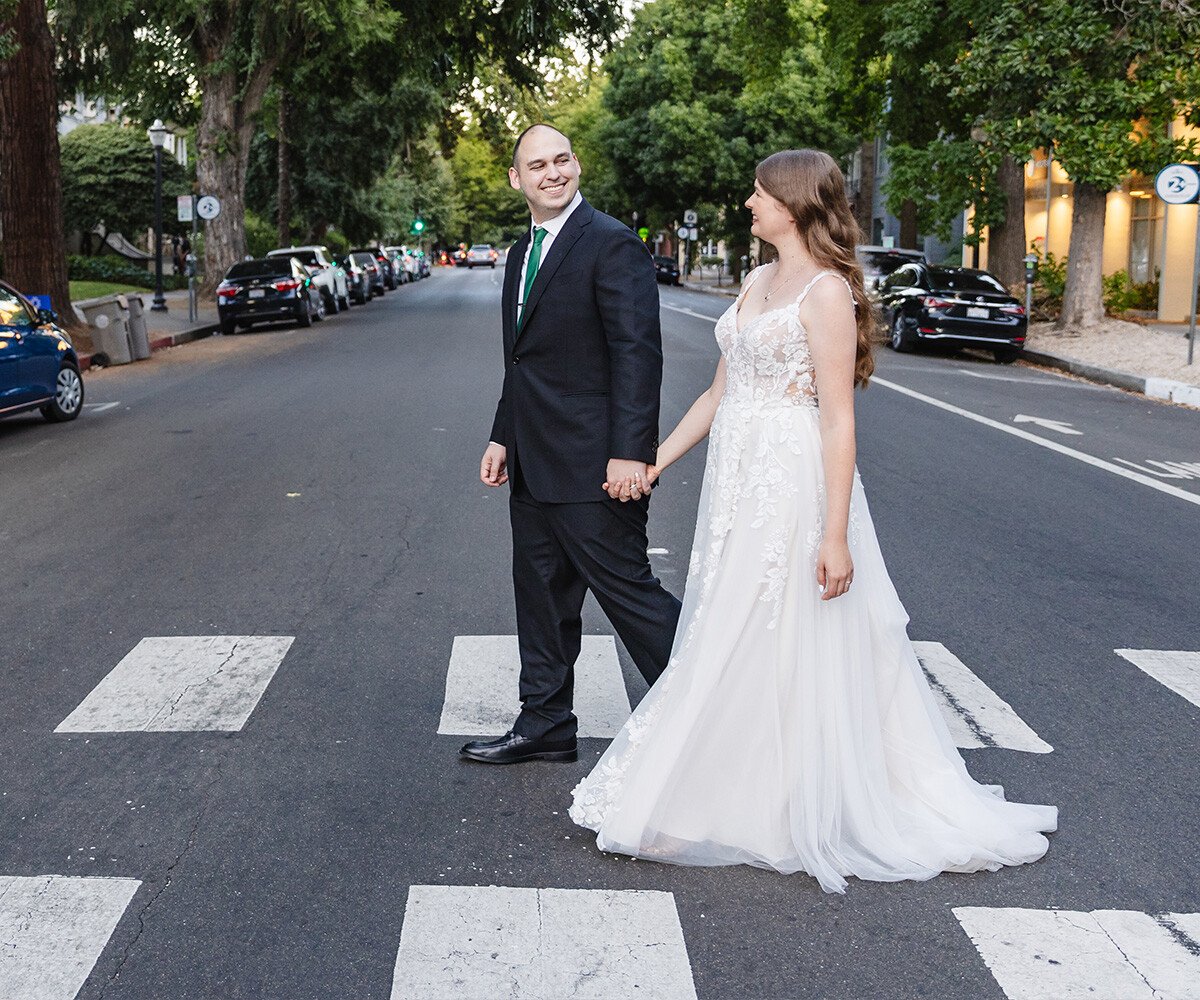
[509,479,682,743]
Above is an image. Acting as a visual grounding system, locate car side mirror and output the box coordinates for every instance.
[37,307,57,324]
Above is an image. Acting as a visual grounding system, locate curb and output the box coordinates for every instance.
[78,321,218,372]
[1021,348,1200,407]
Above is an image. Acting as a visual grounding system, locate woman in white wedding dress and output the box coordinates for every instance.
[569,149,1056,893]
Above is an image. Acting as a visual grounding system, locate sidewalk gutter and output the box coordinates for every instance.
[1021,347,1200,407]
[77,321,219,372]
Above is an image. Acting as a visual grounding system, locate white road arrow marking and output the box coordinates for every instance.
[83,402,120,413]
[1012,414,1082,435]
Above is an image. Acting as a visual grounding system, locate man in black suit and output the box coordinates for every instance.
[462,124,682,765]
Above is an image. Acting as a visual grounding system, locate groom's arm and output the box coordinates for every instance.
[489,387,508,447]
[595,226,662,465]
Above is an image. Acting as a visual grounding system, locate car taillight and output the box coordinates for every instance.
[1001,304,1026,315]
[272,278,301,292]
[217,282,237,298]
[922,296,954,310]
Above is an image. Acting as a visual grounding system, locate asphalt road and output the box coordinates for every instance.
[1,263,1198,999]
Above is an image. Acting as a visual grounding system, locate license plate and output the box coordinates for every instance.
[249,288,265,299]
[967,306,990,319]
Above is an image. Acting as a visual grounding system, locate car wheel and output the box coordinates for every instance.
[339,290,350,310]
[890,311,917,353]
[41,361,84,422]
[313,292,326,322]
[994,347,1022,364]
[220,318,237,335]
[297,300,313,327]
[324,288,339,314]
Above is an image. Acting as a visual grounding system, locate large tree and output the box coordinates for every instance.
[949,0,1200,328]
[0,0,73,318]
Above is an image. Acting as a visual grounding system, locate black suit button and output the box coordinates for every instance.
[512,355,520,365]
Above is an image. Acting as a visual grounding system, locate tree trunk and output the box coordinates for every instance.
[899,198,919,249]
[854,138,875,241]
[196,68,252,291]
[1058,180,1107,330]
[0,0,76,326]
[988,154,1026,292]
[276,93,291,247]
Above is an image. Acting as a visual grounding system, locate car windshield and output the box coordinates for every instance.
[284,251,320,266]
[470,245,492,251]
[352,253,375,264]
[859,251,922,277]
[227,260,291,279]
[928,268,1009,294]
[654,256,676,266]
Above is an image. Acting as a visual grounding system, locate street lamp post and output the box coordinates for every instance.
[148,119,171,312]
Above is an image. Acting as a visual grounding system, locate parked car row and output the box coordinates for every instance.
[216,243,430,336]
[0,279,84,424]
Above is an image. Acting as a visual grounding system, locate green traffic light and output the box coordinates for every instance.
[411,218,425,234]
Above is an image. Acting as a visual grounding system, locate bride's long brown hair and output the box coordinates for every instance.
[755,149,876,387]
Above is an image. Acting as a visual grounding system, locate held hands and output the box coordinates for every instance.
[816,536,853,601]
[480,442,508,487]
[603,459,658,502]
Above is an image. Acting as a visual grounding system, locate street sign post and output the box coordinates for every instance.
[1154,163,1200,365]
[176,195,193,223]
[196,195,221,221]
[683,209,698,226]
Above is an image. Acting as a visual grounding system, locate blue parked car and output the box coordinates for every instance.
[0,280,84,423]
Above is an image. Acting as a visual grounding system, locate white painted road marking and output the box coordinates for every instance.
[1114,458,1200,479]
[55,635,294,732]
[871,376,1200,508]
[439,635,631,737]
[0,875,140,1000]
[391,885,698,1000]
[1115,649,1200,709]
[82,402,120,414]
[954,906,1200,1000]
[663,303,725,322]
[1013,414,1082,435]
[913,642,1052,753]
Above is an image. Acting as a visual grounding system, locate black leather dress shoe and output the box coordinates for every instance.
[459,731,578,764]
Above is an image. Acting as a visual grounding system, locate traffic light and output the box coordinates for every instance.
[410,217,425,235]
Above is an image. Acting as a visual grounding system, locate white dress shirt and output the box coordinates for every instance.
[517,190,583,318]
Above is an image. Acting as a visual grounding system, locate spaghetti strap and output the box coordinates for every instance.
[795,270,855,308]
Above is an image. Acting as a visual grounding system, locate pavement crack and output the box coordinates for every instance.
[1092,917,1156,996]
[150,641,240,727]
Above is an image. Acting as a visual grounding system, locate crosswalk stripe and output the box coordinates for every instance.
[0,875,141,1000]
[913,642,1053,753]
[438,635,631,737]
[55,635,294,733]
[391,885,698,1000]
[1114,649,1200,709]
[954,906,1200,1000]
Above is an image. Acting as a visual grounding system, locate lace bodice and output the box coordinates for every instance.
[715,267,854,411]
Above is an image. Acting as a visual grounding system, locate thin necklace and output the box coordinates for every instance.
[763,262,807,301]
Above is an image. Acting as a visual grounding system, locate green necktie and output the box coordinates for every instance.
[519,226,547,327]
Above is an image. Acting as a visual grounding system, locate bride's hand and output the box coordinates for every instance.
[816,537,853,600]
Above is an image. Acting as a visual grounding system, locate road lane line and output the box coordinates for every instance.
[438,635,631,737]
[55,635,293,732]
[391,885,698,1000]
[1114,649,1200,709]
[663,303,724,322]
[954,906,1200,1000]
[913,642,1052,753]
[0,875,141,1000]
[871,376,1200,508]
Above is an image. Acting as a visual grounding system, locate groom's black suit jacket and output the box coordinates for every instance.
[489,198,662,504]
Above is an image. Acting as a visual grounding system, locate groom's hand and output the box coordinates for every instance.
[603,459,649,501]
[480,442,508,486]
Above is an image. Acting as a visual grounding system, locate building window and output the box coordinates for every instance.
[1129,190,1161,285]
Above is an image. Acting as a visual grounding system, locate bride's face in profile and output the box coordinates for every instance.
[746,180,794,243]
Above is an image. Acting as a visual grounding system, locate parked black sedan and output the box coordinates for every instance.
[338,253,374,304]
[351,246,396,290]
[879,263,1027,363]
[216,257,325,335]
[351,251,386,297]
[653,255,681,285]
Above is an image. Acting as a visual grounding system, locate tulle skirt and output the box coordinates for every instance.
[569,402,1056,893]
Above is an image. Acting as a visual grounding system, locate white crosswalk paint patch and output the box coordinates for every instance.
[439,635,631,737]
[954,906,1200,1000]
[391,885,698,1000]
[1115,649,1200,709]
[913,642,1053,753]
[55,635,294,732]
[0,875,140,1000]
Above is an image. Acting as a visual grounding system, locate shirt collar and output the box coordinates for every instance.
[531,190,583,238]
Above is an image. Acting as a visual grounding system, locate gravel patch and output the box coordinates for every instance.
[1027,319,1200,387]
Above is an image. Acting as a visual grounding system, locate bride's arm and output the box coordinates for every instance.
[803,278,859,600]
[646,357,727,482]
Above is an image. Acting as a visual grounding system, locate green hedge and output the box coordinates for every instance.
[68,254,188,291]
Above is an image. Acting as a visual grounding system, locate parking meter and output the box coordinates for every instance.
[1023,252,1037,317]
[184,252,197,278]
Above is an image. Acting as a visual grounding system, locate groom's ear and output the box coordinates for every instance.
[509,166,521,191]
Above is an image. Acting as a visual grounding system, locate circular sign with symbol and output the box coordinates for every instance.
[196,195,222,220]
[677,225,690,239]
[683,209,698,226]
[1154,164,1200,205]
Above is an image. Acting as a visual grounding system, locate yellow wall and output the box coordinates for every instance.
[1103,192,1132,275]
[1159,116,1200,322]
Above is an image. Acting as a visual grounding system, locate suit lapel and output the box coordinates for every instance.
[503,230,530,350]
[515,198,595,343]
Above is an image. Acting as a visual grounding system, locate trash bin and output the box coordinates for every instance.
[121,293,152,360]
[74,294,133,365]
